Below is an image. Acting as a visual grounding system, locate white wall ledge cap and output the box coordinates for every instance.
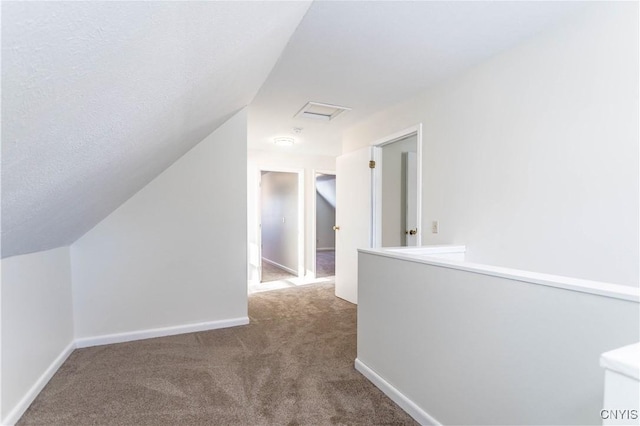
[359,246,639,303]
[381,244,466,255]
[600,342,640,380]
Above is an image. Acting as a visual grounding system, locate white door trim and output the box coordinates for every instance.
[370,124,423,248]
[311,170,337,279]
[256,167,305,280]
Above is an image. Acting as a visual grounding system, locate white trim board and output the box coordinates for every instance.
[2,342,76,426]
[75,317,250,348]
[359,247,640,302]
[354,358,441,426]
[261,257,298,277]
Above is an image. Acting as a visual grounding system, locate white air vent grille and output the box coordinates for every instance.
[294,101,351,122]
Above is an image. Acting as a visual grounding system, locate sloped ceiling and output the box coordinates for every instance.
[316,175,336,209]
[248,1,585,156]
[1,1,311,258]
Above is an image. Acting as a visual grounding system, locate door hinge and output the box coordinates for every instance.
[369,160,376,169]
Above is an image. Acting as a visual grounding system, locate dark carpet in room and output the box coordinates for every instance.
[316,250,335,278]
[18,283,416,425]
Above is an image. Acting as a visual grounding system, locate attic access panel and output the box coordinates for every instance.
[294,101,351,122]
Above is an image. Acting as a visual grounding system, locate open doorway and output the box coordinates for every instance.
[372,125,422,248]
[259,170,304,284]
[380,134,418,247]
[314,172,336,278]
[333,125,422,303]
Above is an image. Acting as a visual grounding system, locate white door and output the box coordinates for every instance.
[404,151,418,246]
[335,146,372,304]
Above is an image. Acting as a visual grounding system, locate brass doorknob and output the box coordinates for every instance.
[333,225,340,231]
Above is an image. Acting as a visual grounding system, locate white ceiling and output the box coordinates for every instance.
[2,1,587,258]
[248,1,585,156]
[1,1,311,258]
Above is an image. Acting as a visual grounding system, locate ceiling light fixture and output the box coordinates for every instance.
[274,137,295,146]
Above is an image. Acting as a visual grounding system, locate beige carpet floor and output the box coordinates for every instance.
[261,260,297,283]
[18,283,417,425]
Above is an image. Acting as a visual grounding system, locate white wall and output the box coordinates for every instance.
[71,109,248,339]
[381,135,417,247]
[316,175,336,250]
[343,3,639,286]
[247,151,336,281]
[1,247,74,424]
[261,171,299,272]
[357,251,639,425]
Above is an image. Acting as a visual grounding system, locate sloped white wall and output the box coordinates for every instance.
[2,1,311,259]
[343,2,639,286]
[71,110,248,339]
[1,247,74,424]
[260,171,299,273]
[316,175,336,208]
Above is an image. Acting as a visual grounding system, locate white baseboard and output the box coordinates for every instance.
[354,358,441,426]
[2,341,76,426]
[317,247,335,252]
[75,317,249,348]
[262,257,297,276]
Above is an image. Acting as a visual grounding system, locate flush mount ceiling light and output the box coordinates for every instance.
[274,137,295,146]
[294,101,351,122]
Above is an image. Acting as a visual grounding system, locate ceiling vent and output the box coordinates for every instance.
[294,101,351,122]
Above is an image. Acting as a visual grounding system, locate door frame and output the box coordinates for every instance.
[256,167,305,282]
[311,170,337,279]
[370,124,423,248]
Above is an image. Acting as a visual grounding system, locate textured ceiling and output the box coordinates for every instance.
[2,1,311,258]
[1,1,589,258]
[248,1,586,156]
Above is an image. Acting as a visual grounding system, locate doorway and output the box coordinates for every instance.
[380,134,418,247]
[333,124,422,303]
[372,125,422,248]
[314,172,336,278]
[259,170,304,284]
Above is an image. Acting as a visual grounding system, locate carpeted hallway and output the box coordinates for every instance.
[18,283,416,425]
